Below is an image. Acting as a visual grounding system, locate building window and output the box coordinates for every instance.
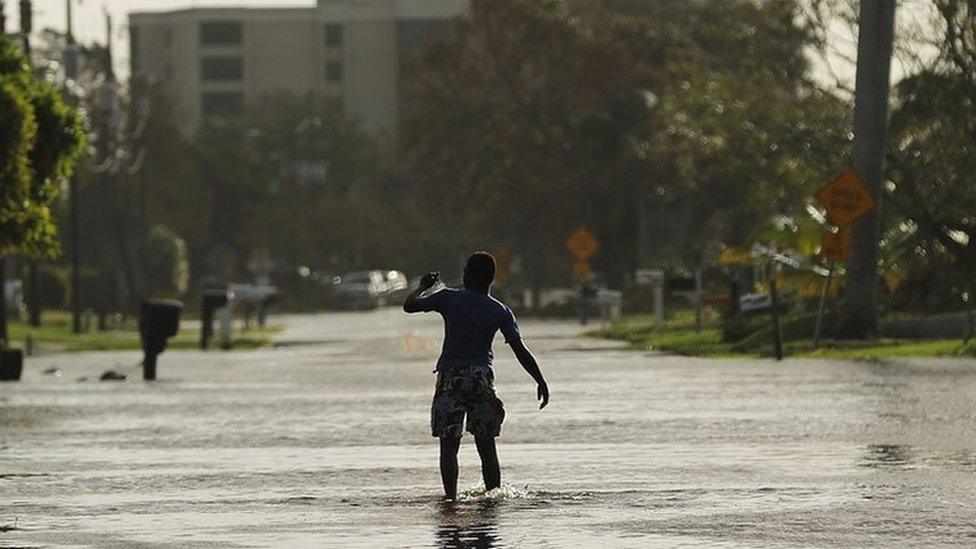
[325,61,343,83]
[201,91,244,117]
[324,24,343,48]
[201,56,244,81]
[200,21,243,46]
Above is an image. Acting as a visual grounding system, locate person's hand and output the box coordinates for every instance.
[419,272,440,291]
[537,381,550,409]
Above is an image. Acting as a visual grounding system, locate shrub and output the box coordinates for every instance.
[143,225,190,299]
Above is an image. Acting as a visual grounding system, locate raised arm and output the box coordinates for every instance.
[510,339,549,409]
[403,272,439,313]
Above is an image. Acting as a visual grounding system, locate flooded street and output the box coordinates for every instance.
[3,309,976,547]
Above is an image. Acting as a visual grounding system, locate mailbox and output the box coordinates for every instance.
[139,299,183,380]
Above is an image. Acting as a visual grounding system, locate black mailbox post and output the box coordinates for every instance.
[139,299,183,381]
[201,290,231,350]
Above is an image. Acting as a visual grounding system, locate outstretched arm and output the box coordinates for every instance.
[403,272,439,313]
[510,339,549,409]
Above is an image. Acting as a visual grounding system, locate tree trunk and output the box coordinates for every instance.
[840,0,896,339]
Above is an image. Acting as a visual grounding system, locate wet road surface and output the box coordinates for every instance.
[3,309,976,547]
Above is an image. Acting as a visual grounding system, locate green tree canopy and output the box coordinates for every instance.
[0,36,85,257]
[401,0,850,290]
[884,0,976,311]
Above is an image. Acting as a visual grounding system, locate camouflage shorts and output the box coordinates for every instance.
[431,365,505,439]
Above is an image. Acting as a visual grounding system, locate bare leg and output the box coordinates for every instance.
[475,436,500,491]
[439,437,461,500]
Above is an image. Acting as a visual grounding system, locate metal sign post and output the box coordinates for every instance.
[766,261,784,361]
[694,270,703,333]
[812,261,836,346]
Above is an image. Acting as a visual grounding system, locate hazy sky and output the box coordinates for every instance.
[20,0,309,75]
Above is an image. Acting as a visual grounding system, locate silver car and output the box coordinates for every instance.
[382,270,409,301]
[332,270,386,309]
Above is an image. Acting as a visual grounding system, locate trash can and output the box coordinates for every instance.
[139,299,183,381]
[0,349,23,381]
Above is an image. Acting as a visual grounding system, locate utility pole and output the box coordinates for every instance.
[19,0,43,328]
[17,0,28,51]
[0,0,6,347]
[100,11,139,313]
[65,0,83,333]
[841,0,896,339]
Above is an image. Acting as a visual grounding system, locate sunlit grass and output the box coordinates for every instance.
[592,312,976,360]
[6,310,281,353]
[591,311,735,356]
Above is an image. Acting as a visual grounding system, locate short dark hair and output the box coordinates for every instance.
[464,251,495,288]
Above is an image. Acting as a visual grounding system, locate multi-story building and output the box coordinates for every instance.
[129,0,468,139]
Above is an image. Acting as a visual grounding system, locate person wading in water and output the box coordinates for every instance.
[403,251,549,500]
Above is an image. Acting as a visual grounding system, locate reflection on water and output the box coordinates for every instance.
[860,444,915,470]
[435,500,500,549]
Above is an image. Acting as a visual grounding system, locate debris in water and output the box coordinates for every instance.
[100,370,128,381]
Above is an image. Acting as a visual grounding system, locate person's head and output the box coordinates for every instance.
[463,251,495,293]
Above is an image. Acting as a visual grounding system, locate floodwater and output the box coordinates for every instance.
[3,309,976,547]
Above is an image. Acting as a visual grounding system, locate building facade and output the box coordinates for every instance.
[129,0,467,138]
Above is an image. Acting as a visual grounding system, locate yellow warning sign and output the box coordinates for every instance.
[814,170,875,228]
[819,231,852,262]
[566,228,599,261]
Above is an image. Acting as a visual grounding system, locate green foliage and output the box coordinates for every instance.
[401,0,851,291]
[722,314,769,343]
[0,76,38,254]
[881,1,976,313]
[731,312,818,351]
[186,91,400,280]
[0,35,85,257]
[28,84,86,199]
[143,225,190,299]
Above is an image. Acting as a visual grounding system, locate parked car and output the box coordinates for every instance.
[331,270,386,309]
[382,270,409,301]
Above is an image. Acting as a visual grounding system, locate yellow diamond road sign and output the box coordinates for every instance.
[815,170,875,228]
[567,228,599,260]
